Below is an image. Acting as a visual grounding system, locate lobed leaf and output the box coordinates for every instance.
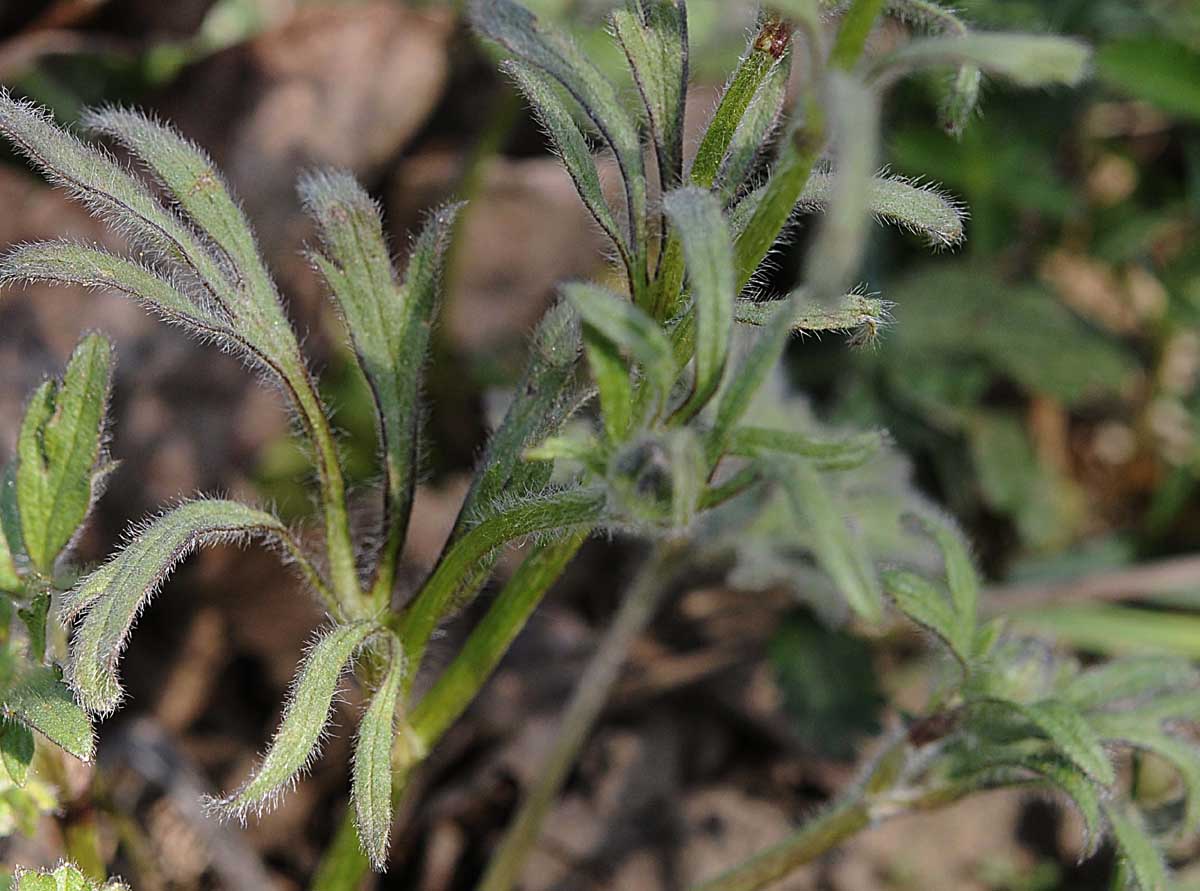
[880,33,1092,88]
[352,640,405,871]
[0,720,35,786]
[16,333,113,573]
[805,74,880,303]
[303,171,459,562]
[506,62,628,265]
[613,0,688,189]
[62,500,292,715]
[3,666,94,762]
[798,171,966,248]
[1105,801,1168,891]
[208,620,378,820]
[663,188,736,420]
[882,568,969,665]
[779,459,883,622]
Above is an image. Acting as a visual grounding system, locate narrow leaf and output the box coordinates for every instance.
[798,172,966,248]
[0,720,34,786]
[3,666,95,762]
[1061,656,1200,712]
[779,459,883,622]
[62,499,291,715]
[907,512,978,652]
[0,461,24,591]
[16,333,113,572]
[717,45,791,200]
[882,568,969,664]
[1017,699,1115,786]
[884,0,981,136]
[208,620,377,819]
[15,863,129,891]
[584,330,634,443]
[352,641,405,871]
[880,33,1092,88]
[727,425,884,471]
[1105,800,1168,891]
[612,0,688,188]
[805,73,880,303]
[735,292,891,337]
[663,188,736,420]
[505,62,628,263]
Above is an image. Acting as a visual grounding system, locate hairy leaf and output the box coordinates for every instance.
[1061,656,1200,712]
[780,459,883,622]
[884,0,980,136]
[15,862,129,891]
[352,641,405,871]
[1091,712,1200,837]
[735,292,890,337]
[1010,699,1115,786]
[16,333,113,573]
[584,330,634,443]
[805,74,880,303]
[798,172,966,248]
[728,426,884,470]
[62,500,292,715]
[209,620,377,819]
[471,0,647,290]
[3,666,94,762]
[564,282,674,410]
[882,568,969,665]
[304,172,459,562]
[1105,801,1167,891]
[881,33,1092,88]
[907,512,978,652]
[0,461,23,592]
[613,0,688,188]
[664,188,736,419]
[0,720,34,786]
[506,62,627,264]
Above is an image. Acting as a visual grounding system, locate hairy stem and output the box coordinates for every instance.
[477,543,683,891]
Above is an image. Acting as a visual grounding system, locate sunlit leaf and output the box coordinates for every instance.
[352,640,405,871]
[3,666,94,762]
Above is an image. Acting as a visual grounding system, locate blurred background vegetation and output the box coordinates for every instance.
[1,1,1199,889]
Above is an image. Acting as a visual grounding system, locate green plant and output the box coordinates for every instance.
[0,1,1194,889]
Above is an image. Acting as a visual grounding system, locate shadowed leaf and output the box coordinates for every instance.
[881,33,1091,88]
[352,641,405,870]
[798,172,966,248]
[1105,800,1167,891]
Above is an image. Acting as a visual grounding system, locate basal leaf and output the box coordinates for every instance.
[881,33,1091,88]
[3,666,94,762]
[1105,800,1168,891]
[16,333,113,573]
[62,499,292,715]
[352,640,405,870]
[663,188,736,420]
[0,721,34,787]
[798,172,966,248]
[779,459,883,622]
[612,0,688,188]
[208,620,378,820]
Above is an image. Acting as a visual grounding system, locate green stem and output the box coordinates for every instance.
[409,532,589,748]
[310,803,371,891]
[691,800,872,891]
[828,0,888,72]
[395,488,606,681]
[477,543,682,891]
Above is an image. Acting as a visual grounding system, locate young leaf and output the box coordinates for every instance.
[717,46,792,200]
[16,333,113,573]
[62,499,295,715]
[798,172,966,249]
[805,73,880,303]
[1105,800,1168,891]
[884,0,981,136]
[879,33,1092,88]
[303,171,459,575]
[208,620,378,820]
[882,568,969,665]
[505,62,628,267]
[663,188,736,420]
[612,0,689,188]
[583,330,634,443]
[471,0,648,293]
[779,459,883,622]
[907,512,978,652]
[3,666,95,762]
[352,640,405,871]
[563,282,674,407]
[0,720,35,787]
[0,461,24,591]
